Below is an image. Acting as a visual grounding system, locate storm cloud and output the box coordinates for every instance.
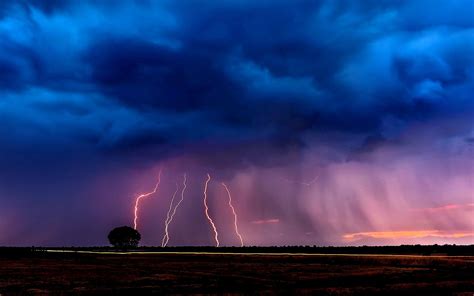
[0,0,472,246]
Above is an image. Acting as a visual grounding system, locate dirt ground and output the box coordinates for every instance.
[0,252,473,295]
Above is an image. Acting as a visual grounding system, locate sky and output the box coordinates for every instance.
[0,0,473,246]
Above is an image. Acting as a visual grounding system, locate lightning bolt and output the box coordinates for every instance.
[203,173,219,247]
[283,173,320,186]
[161,181,180,247]
[221,182,244,247]
[162,174,187,247]
[133,169,162,230]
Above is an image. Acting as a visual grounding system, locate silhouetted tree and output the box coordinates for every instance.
[108,226,141,248]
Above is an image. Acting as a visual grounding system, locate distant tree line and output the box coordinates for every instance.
[2,244,473,258]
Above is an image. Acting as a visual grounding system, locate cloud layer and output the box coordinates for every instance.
[0,0,472,246]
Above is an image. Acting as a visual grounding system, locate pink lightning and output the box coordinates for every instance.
[221,182,244,247]
[133,169,162,230]
[283,173,320,186]
[162,174,187,247]
[161,181,180,247]
[203,173,220,247]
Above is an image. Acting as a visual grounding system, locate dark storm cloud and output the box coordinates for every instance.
[0,0,473,247]
[0,0,473,164]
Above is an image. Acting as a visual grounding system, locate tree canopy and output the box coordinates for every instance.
[108,226,141,248]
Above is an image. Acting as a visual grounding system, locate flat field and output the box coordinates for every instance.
[0,251,473,295]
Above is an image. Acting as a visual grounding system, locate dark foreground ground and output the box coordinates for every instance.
[0,249,473,295]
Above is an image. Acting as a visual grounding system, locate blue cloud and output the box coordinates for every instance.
[0,0,472,164]
[0,0,473,246]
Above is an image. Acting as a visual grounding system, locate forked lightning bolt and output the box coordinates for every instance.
[221,182,244,247]
[161,181,180,247]
[203,173,220,247]
[133,169,162,230]
[162,174,187,247]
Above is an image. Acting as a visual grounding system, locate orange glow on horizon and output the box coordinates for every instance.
[343,230,474,241]
[411,203,474,213]
[222,182,244,247]
[133,169,162,230]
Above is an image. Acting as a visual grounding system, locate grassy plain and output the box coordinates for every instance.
[0,249,473,294]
